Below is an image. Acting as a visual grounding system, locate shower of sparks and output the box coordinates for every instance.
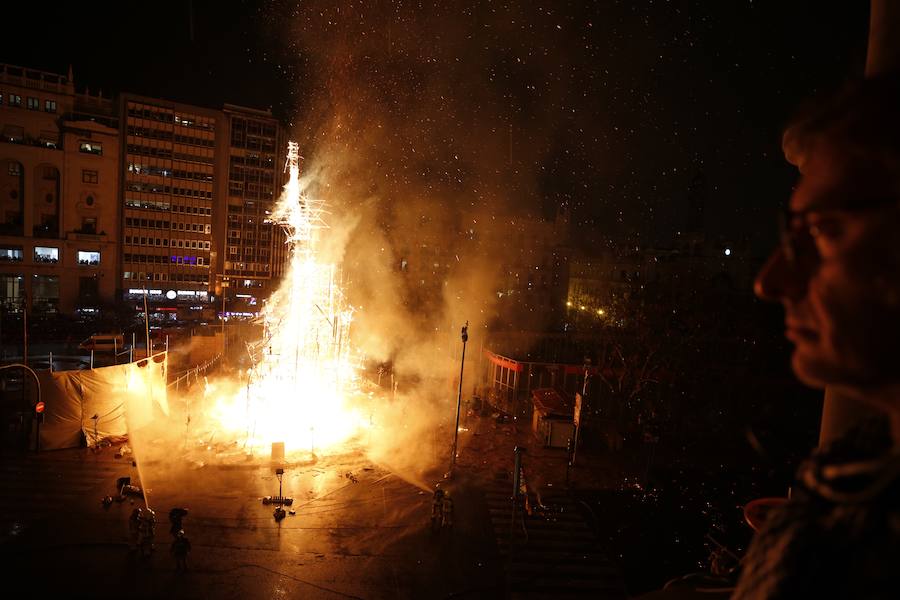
[209,142,365,456]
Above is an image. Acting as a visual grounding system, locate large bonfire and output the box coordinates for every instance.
[209,142,365,456]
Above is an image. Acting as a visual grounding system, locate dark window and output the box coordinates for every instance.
[82,170,98,184]
[2,124,24,143]
[78,276,99,302]
[26,97,39,110]
[44,99,57,113]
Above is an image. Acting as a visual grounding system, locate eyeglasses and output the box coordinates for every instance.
[777,207,819,266]
[777,197,898,266]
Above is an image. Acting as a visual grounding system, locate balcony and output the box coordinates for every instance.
[0,219,24,236]
[0,129,61,150]
[32,224,59,239]
[67,230,108,242]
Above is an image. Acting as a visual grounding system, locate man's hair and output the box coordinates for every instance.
[783,74,900,178]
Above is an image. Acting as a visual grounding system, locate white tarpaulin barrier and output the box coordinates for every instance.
[37,353,168,450]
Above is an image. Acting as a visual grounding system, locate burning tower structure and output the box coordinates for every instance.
[212,142,361,455]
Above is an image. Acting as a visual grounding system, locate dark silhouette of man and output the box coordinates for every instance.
[734,73,900,598]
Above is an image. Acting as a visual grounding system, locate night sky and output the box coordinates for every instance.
[2,1,870,253]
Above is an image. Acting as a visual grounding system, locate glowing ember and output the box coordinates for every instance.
[211,142,364,455]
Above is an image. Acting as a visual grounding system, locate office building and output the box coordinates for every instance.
[119,93,218,318]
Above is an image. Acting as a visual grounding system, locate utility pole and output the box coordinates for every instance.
[221,278,228,355]
[143,285,150,359]
[508,445,526,577]
[449,321,469,477]
[572,358,591,466]
[22,291,28,366]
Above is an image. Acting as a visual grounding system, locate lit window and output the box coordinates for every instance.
[1,246,25,261]
[27,97,39,110]
[44,99,57,113]
[34,246,59,263]
[77,250,100,266]
[82,170,98,184]
[79,141,102,156]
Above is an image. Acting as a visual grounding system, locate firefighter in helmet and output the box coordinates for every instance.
[431,484,445,531]
[171,529,192,572]
[139,508,157,557]
[441,491,454,529]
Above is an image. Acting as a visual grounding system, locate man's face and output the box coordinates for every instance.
[755,145,900,393]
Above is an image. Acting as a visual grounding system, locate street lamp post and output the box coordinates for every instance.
[220,277,228,355]
[449,321,469,477]
[22,291,28,366]
[143,286,150,358]
[0,364,41,451]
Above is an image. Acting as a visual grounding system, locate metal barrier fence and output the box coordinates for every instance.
[167,353,222,392]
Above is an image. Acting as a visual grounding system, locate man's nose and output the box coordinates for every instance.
[754,246,808,302]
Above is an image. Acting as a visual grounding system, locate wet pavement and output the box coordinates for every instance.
[0,441,504,599]
[0,404,643,599]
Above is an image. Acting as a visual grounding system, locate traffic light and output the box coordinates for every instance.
[35,400,45,423]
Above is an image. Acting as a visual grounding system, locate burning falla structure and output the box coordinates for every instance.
[208,142,366,457]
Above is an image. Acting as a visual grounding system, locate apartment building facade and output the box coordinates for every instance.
[216,104,286,315]
[1,63,119,315]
